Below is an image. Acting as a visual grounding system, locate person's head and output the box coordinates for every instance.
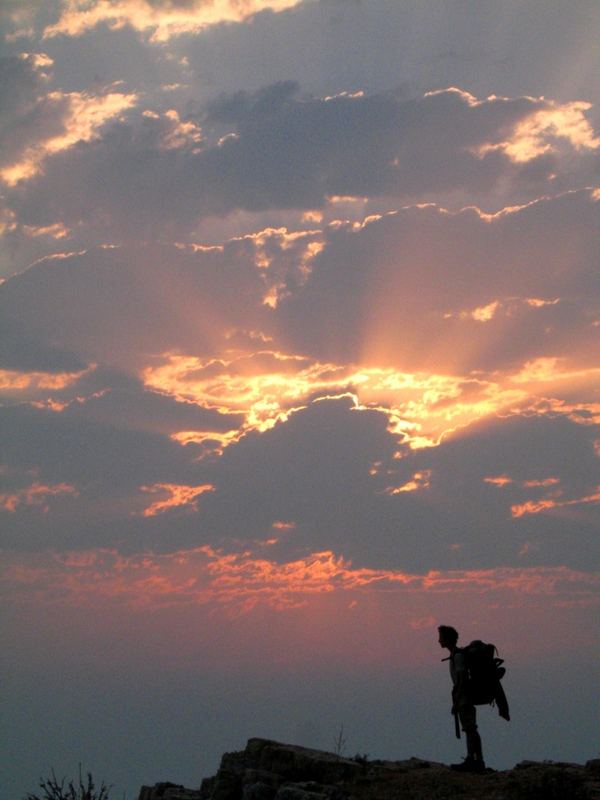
[438,625,459,650]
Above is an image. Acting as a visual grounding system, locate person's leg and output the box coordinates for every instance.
[458,705,484,768]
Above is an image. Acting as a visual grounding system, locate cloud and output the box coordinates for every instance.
[0,53,59,169]
[2,543,597,615]
[510,486,600,519]
[274,190,600,373]
[0,365,88,394]
[138,482,214,516]
[0,481,77,513]
[0,392,220,551]
[42,0,306,42]
[0,400,199,493]
[0,109,598,574]
[474,100,600,163]
[0,334,89,374]
[0,242,269,371]
[0,53,138,185]
[198,400,600,569]
[1,190,599,444]
[38,367,246,438]
[173,0,600,110]
[2,5,600,797]
[5,85,599,237]
[2,89,138,185]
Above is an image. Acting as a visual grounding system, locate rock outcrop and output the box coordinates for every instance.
[138,738,600,800]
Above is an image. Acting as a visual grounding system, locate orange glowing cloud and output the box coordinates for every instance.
[525,297,561,309]
[382,470,431,494]
[22,222,70,239]
[0,367,88,397]
[228,226,324,307]
[43,0,304,42]
[442,295,564,326]
[142,351,352,435]
[475,100,600,163]
[170,429,240,455]
[1,90,137,186]
[143,352,533,450]
[144,108,205,151]
[511,486,600,518]
[143,343,600,454]
[484,475,561,489]
[0,482,78,513]
[444,300,500,322]
[138,482,215,516]
[510,358,600,385]
[522,477,561,488]
[484,475,513,487]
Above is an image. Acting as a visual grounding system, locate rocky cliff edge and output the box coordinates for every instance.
[138,737,600,800]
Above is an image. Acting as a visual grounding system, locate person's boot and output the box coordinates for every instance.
[450,756,486,773]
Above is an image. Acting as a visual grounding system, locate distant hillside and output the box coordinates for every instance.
[138,737,600,800]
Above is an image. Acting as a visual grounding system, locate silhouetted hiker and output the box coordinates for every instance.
[438,625,486,773]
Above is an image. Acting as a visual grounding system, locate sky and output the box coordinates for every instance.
[1,1,599,797]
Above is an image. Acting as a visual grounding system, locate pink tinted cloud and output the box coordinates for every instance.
[3,545,598,676]
[2,545,597,615]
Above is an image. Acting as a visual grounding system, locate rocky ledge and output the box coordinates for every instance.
[138,738,600,800]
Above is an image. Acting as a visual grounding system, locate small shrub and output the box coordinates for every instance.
[332,725,347,758]
[26,767,111,800]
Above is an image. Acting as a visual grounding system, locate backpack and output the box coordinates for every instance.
[459,640,510,720]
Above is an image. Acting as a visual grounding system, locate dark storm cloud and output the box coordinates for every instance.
[7,84,592,237]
